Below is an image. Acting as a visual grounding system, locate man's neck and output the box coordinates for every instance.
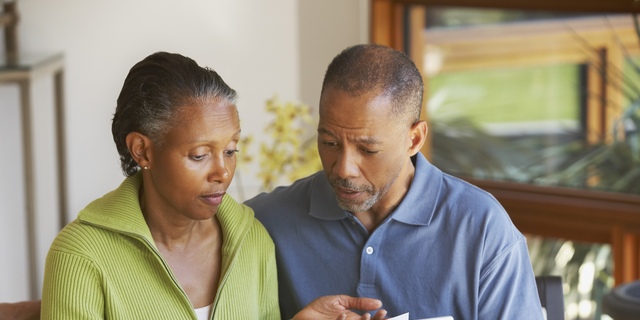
[354,159,415,234]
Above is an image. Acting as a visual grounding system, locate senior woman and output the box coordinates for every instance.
[40,52,385,320]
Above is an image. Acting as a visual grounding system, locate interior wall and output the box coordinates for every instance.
[0,0,366,302]
[298,0,369,110]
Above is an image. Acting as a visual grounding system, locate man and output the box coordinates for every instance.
[246,44,543,320]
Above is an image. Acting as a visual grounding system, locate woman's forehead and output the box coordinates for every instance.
[162,101,240,143]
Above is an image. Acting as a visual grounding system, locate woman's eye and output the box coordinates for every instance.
[362,149,379,155]
[190,155,206,161]
[225,149,239,157]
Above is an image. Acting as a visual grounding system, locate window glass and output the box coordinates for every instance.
[422,7,640,194]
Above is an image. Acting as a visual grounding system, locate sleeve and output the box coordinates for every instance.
[260,238,281,320]
[478,237,544,319]
[41,250,104,320]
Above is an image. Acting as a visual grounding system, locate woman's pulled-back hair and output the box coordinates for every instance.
[111,51,237,176]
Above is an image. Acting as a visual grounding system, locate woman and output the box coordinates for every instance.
[40,52,385,320]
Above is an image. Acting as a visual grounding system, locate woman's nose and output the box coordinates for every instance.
[208,157,230,182]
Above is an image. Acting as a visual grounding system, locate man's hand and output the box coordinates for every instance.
[0,300,41,320]
[293,295,387,320]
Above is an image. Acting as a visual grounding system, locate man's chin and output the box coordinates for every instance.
[336,198,370,213]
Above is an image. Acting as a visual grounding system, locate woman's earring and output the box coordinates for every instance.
[143,166,149,170]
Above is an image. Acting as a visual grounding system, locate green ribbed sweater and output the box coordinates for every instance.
[41,173,280,320]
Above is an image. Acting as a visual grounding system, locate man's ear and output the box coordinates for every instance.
[407,120,428,156]
[126,132,153,169]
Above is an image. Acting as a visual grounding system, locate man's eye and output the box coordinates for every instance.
[363,149,379,155]
[322,141,338,147]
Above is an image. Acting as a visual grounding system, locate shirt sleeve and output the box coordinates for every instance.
[260,246,281,320]
[478,237,544,319]
[41,250,104,319]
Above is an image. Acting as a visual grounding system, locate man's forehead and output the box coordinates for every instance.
[317,126,384,142]
[321,84,389,98]
[320,88,392,111]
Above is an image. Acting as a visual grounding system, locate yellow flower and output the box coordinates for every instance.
[252,96,323,191]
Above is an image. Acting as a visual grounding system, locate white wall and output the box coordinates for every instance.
[298,0,369,108]
[0,0,367,302]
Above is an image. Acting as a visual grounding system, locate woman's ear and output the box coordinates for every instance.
[407,120,428,156]
[126,132,153,169]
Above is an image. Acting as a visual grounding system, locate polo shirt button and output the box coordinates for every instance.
[366,246,374,254]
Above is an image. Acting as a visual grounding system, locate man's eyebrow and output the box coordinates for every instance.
[317,128,382,145]
[354,136,382,145]
[317,127,334,137]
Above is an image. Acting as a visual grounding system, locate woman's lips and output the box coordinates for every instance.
[200,192,225,205]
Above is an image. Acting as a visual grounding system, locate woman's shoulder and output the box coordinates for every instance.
[48,218,121,258]
[223,197,273,241]
[249,217,274,242]
[236,219,275,264]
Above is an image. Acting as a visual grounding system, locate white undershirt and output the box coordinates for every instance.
[194,303,213,320]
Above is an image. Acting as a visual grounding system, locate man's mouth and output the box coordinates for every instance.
[335,186,363,200]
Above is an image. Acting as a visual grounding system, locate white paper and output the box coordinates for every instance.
[387,313,453,320]
[387,313,409,320]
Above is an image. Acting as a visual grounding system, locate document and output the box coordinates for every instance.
[387,313,454,320]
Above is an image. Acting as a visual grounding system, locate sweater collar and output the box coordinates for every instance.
[78,173,255,255]
[78,173,154,242]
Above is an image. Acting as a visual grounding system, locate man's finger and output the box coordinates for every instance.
[371,309,388,320]
[337,295,383,311]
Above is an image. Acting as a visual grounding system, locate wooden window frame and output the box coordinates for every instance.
[371,0,640,284]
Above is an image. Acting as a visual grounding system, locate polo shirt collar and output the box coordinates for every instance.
[308,152,442,225]
[391,152,442,226]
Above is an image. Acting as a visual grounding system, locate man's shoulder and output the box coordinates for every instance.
[438,172,504,209]
[245,171,322,211]
[427,172,521,242]
[411,154,504,216]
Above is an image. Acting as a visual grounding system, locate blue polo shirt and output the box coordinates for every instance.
[246,153,543,320]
